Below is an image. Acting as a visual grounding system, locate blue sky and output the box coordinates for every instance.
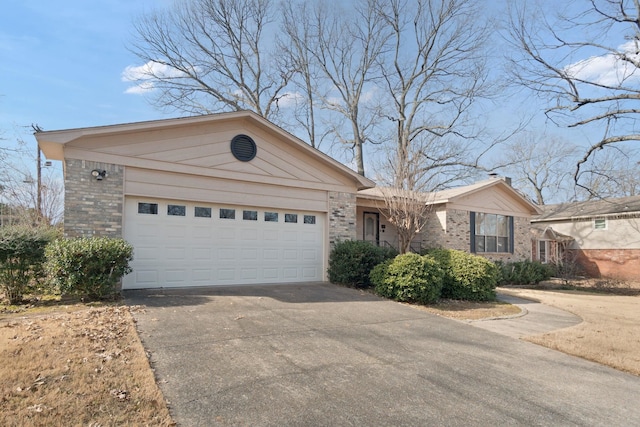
[1,0,635,199]
[1,1,173,149]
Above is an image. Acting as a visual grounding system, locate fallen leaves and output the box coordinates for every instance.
[0,305,173,426]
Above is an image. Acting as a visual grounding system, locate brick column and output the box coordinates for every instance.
[328,191,356,245]
[64,159,124,238]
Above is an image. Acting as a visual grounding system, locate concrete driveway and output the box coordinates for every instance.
[125,283,640,426]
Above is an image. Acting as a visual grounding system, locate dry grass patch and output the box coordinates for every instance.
[412,299,522,320]
[0,305,173,426]
[501,288,640,376]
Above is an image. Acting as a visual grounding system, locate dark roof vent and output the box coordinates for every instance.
[230,134,257,162]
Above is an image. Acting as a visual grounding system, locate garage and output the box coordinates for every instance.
[36,111,374,290]
[123,198,325,289]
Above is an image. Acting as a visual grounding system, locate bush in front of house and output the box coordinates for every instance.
[371,253,444,304]
[45,237,133,299]
[428,249,499,301]
[496,260,553,286]
[328,240,397,288]
[0,225,60,304]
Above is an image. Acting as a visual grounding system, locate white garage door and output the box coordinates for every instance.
[122,198,325,289]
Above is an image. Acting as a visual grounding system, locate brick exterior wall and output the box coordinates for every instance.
[64,159,124,238]
[570,248,640,281]
[422,208,531,262]
[328,191,356,245]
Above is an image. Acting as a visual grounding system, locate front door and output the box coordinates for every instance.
[363,212,379,245]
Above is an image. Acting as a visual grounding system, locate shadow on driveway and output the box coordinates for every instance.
[124,282,379,308]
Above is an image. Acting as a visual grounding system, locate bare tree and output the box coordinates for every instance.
[0,139,63,226]
[574,146,640,199]
[376,0,494,191]
[281,0,390,175]
[277,2,323,148]
[128,0,292,119]
[508,0,640,194]
[378,187,433,254]
[499,133,577,205]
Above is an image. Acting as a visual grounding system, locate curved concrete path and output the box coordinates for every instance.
[469,293,582,339]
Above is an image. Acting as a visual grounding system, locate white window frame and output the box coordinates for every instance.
[593,218,607,230]
[538,240,549,264]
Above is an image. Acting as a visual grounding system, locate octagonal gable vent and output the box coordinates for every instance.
[230,134,257,162]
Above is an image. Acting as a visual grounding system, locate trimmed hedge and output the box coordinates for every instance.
[497,260,553,286]
[371,253,444,304]
[328,240,397,288]
[0,226,59,304]
[45,237,133,299]
[428,249,499,301]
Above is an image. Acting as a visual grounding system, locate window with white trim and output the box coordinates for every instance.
[471,212,513,253]
[594,218,607,230]
[538,240,549,263]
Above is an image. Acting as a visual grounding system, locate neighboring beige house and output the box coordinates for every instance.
[36,112,539,289]
[357,178,541,263]
[532,196,640,281]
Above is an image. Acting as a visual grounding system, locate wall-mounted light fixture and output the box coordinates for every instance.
[91,169,107,181]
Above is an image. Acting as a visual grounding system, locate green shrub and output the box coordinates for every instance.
[371,253,444,304]
[328,240,397,288]
[45,237,133,299]
[0,226,59,304]
[428,249,499,301]
[497,260,553,286]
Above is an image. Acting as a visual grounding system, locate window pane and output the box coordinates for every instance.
[594,219,606,229]
[304,215,316,224]
[485,214,497,236]
[475,236,485,253]
[285,213,298,223]
[497,215,509,237]
[220,208,235,219]
[539,240,547,262]
[195,207,211,218]
[486,236,497,252]
[138,203,158,215]
[264,212,278,222]
[498,236,509,253]
[167,204,186,216]
[475,212,485,235]
[243,210,257,221]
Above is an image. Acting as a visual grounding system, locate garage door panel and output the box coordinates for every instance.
[123,198,324,289]
[193,247,213,260]
[135,247,158,260]
[303,267,318,278]
[263,268,279,279]
[166,247,186,259]
[241,268,258,280]
[192,269,213,281]
[283,231,297,241]
[283,268,298,279]
[263,230,279,240]
[134,270,159,285]
[302,249,317,261]
[241,229,259,240]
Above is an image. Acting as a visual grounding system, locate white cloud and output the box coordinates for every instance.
[121,61,185,94]
[564,41,640,86]
[276,91,304,108]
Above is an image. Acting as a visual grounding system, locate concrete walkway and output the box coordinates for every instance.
[469,293,582,339]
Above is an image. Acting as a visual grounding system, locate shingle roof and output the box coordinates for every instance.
[358,178,541,214]
[534,195,640,222]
